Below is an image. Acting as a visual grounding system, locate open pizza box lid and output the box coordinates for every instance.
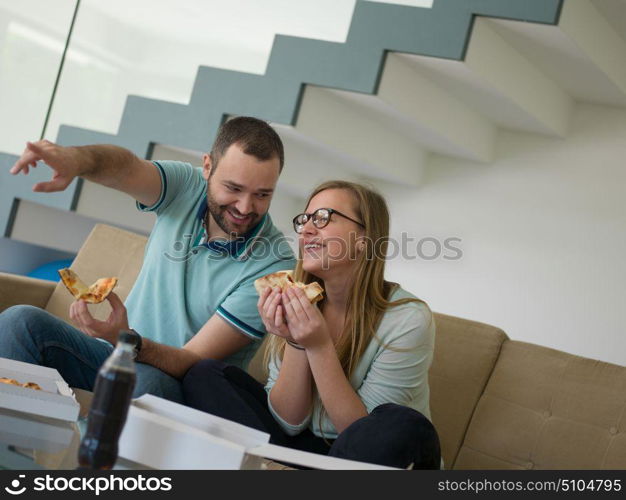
[118,395,393,470]
[0,357,80,422]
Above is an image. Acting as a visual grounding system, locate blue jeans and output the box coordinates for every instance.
[0,305,183,403]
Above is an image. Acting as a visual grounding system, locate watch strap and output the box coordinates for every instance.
[128,328,143,356]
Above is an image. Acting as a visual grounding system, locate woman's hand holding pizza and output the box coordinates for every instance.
[257,287,292,340]
[257,281,332,349]
[281,287,332,350]
[69,292,129,345]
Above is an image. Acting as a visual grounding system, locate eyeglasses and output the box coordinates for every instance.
[292,208,365,234]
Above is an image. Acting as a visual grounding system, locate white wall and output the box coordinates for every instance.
[0,0,75,155]
[384,102,626,366]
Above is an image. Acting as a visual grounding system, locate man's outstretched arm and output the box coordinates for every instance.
[10,140,161,207]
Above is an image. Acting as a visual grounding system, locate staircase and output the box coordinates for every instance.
[1,0,625,248]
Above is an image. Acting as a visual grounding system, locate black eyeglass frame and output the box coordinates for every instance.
[292,208,365,233]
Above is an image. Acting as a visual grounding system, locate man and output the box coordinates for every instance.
[0,117,295,402]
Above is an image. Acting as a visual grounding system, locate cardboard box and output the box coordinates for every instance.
[119,395,269,470]
[0,408,75,453]
[118,395,394,470]
[0,357,80,422]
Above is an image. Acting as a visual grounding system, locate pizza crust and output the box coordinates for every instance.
[21,382,42,390]
[254,270,324,304]
[0,378,42,390]
[58,268,118,304]
[0,377,20,386]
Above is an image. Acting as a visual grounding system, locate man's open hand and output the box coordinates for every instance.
[69,292,129,345]
[10,140,83,193]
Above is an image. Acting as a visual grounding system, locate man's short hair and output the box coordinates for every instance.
[210,116,284,174]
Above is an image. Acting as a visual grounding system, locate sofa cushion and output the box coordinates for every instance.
[45,224,147,323]
[455,340,626,469]
[0,273,56,313]
[428,313,507,469]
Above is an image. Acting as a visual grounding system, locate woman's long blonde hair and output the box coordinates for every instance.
[265,180,426,381]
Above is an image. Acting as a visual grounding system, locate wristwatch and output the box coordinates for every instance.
[126,328,143,357]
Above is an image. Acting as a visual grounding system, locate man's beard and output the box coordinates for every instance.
[206,185,260,238]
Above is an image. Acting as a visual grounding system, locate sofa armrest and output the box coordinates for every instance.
[0,272,56,313]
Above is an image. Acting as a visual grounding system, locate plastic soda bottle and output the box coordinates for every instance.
[78,330,137,469]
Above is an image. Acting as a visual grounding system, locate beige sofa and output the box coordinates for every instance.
[1,224,625,469]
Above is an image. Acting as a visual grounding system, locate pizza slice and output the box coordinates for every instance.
[254,270,324,304]
[58,268,118,304]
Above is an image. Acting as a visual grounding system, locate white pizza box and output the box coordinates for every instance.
[118,395,394,470]
[118,395,270,470]
[0,357,80,422]
[130,394,269,449]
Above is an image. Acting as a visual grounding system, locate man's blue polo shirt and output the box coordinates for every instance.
[124,160,295,370]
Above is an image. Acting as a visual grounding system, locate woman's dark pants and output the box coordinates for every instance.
[183,359,441,469]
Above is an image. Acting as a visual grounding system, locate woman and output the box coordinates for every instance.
[183,181,440,469]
